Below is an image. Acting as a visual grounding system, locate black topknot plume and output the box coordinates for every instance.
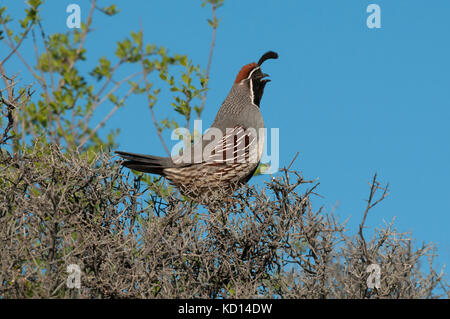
[257,51,279,66]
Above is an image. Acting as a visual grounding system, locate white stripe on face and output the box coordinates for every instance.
[246,67,260,106]
[245,66,261,80]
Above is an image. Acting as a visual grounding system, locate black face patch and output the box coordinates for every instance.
[250,69,270,107]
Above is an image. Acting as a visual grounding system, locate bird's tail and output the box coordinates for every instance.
[115,151,173,175]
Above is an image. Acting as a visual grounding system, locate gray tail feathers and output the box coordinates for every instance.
[115,151,173,176]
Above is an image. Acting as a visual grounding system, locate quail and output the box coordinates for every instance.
[116,51,278,203]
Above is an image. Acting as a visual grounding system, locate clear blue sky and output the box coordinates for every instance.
[3,0,450,279]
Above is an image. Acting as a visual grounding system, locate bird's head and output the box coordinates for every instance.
[234,51,279,107]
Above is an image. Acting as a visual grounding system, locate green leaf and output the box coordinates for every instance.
[102,4,119,16]
[254,163,270,176]
[181,73,190,86]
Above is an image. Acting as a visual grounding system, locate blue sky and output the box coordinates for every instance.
[3,0,450,281]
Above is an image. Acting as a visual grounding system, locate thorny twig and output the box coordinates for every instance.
[359,173,390,262]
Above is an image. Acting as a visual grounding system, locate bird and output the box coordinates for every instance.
[116,51,278,203]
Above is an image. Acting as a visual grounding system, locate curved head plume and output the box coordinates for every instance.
[234,51,279,84]
[257,51,279,66]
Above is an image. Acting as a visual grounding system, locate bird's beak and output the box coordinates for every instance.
[256,73,270,80]
[260,73,270,83]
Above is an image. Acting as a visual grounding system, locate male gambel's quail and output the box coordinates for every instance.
[116,51,278,202]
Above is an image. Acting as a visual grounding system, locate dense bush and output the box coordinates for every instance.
[0,145,447,298]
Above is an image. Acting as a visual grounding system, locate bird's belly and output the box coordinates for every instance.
[164,161,258,202]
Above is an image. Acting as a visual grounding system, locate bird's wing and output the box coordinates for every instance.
[203,126,261,165]
[116,125,263,171]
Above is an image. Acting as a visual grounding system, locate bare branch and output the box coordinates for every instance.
[55,0,96,92]
[81,69,141,127]
[199,3,218,117]
[139,28,170,156]
[78,76,144,148]
[359,173,390,263]
[0,24,33,66]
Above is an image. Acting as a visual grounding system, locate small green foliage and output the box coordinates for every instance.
[0,0,213,157]
[90,56,112,81]
[254,162,270,176]
[115,36,142,62]
[159,55,207,127]
[19,0,42,29]
[0,6,11,24]
[201,0,224,9]
[102,4,119,16]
